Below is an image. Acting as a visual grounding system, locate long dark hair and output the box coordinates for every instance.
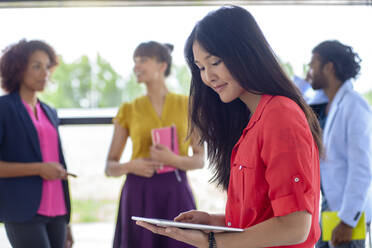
[185,5,323,190]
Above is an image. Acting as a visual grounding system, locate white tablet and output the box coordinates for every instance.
[132,216,244,232]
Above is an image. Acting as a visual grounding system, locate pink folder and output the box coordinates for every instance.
[151,125,179,173]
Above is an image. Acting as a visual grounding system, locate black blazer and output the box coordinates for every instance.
[0,92,71,223]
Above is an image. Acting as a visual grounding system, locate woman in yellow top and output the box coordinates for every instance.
[105,41,204,248]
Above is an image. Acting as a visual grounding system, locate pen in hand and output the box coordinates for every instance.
[67,172,77,178]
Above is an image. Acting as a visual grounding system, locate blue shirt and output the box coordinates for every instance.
[292,75,328,105]
[321,81,372,227]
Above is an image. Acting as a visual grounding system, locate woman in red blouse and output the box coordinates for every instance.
[137,5,322,248]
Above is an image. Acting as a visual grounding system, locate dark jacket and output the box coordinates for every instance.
[0,92,71,223]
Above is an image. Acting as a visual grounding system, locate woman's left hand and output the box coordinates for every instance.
[136,221,208,248]
[150,144,177,165]
[65,225,74,248]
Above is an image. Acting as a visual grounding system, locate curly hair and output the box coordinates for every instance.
[0,39,58,93]
[312,40,361,83]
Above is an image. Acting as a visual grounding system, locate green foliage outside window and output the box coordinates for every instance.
[39,54,191,108]
[363,91,372,106]
[41,54,372,109]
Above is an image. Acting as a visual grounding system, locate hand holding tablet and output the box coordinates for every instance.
[132,216,243,232]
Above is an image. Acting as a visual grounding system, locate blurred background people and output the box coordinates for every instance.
[307,40,372,248]
[293,74,329,129]
[0,39,73,248]
[293,74,328,106]
[105,41,204,248]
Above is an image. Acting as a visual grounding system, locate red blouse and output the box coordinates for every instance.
[225,95,320,248]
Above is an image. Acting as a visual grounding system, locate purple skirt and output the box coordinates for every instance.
[113,171,196,248]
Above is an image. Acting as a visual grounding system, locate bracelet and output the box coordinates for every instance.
[209,232,217,248]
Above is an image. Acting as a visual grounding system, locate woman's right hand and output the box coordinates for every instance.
[174,210,211,225]
[127,158,162,178]
[39,162,67,180]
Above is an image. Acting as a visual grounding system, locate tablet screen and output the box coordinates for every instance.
[132,216,244,232]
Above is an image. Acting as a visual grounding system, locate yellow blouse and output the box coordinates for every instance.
[114,93,190,160]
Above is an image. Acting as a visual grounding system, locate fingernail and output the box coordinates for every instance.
[165,228,171,233]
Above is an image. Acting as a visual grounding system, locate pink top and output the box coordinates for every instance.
[23,100,67,217]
